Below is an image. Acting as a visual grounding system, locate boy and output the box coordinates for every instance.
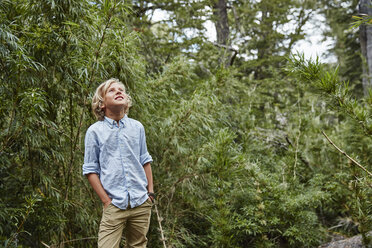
[83,78,155,248]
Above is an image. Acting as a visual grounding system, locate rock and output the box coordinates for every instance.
[318,231,372,248]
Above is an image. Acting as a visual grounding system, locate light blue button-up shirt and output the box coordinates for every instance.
[83,115,153,210]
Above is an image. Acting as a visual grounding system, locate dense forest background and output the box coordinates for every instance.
[1,0,371,247]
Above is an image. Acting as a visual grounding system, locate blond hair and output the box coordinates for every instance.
[92,78,132,120]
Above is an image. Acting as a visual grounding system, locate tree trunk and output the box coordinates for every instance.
[359,0,372,96]
[211,0,231,66]
[212,0,229,45]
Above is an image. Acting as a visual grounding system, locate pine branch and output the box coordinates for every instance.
[321,131,372,177]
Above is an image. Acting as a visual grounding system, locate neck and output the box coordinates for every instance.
[105,108,125,123]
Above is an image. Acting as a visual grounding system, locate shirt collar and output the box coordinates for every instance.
[104,115,128,128]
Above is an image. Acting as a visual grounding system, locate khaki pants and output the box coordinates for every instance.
[98,199,152,248]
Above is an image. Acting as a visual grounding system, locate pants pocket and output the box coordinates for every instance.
[145,198,153,207]
[103,203,112,214]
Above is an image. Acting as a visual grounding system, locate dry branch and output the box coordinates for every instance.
[154,202,167,248]
[41,237,97,247]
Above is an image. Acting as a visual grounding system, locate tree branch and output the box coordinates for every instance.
[212,42,238,66]
[321,131,372,177]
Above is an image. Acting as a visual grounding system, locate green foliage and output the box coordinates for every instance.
[0,0,371,247]
[351,14,372,29]
[287,53,372,135]
[3,194,42,248]
[129,59,340,247]
[286,53,372,245]
[0,0,147,246]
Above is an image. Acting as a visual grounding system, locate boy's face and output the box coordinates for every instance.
[101,82,128,111]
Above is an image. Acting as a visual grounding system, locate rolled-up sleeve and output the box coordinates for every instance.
[82,128,100,175]
[139,125,153,166]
